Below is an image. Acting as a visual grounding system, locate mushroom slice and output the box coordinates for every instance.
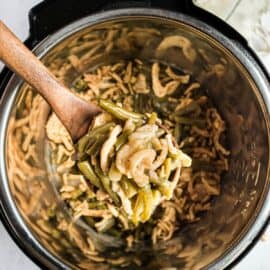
[115,141,142,175]
[129,124,158,142]
[123,118,136,133]
[152,139,168,170]
[115,144,131,175]
[133,73,149,94]
[91,112,112,129]
[156,35,196,62]
[165,66,190,83]
[123,62,133,83]
[152,63,180,97]
[166,81,181,95]
[129,149,156,187]
[46,113,73,151]
[100,125,122,173]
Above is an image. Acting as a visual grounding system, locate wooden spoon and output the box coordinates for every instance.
[0,21,101,142]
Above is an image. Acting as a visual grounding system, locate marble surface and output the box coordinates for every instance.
[195,0,270,70]
[0,0,270,269]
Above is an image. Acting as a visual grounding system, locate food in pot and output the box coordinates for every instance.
[75,99,191,225]
[8,28,230,267]
[46,59,229,245]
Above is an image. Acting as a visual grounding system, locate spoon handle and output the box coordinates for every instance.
[0,21,100,141]
[0,20,68,107]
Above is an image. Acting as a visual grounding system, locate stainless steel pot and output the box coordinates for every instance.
[0,6,270,270]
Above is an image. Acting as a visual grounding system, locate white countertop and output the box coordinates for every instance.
[0,0,270,269]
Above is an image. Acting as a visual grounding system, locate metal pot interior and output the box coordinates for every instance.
[2,12,270,270]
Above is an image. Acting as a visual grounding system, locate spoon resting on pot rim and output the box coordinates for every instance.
[0,20,101,142]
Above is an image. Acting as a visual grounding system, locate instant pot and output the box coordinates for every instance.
[0,0,270,269]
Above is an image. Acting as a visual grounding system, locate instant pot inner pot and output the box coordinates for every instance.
[5,17,270,269]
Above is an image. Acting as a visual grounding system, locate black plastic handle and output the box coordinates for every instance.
[28,0,193,44]
[28,0,248,47]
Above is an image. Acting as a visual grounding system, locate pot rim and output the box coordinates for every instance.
[0,7,270,270]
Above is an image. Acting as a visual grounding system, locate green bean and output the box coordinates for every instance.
[115,132,130,151]
[133,94,140,112]
[158,182,172,199]
[152,99,169,117]
[139,94,144,113]
[77,135,97,155]
[152,189,162,205]
[148,112,158,125]
[95,166,121,206]
[100,123,119,134]
[88,201,106,209]
[149,176,164,186]
[89,123,116,136]
[83,216,95,227]
[108,162,122,182]
[107,228,122,238]
[140,186,153,223]
[134,94,147,113]
[81,136,96,152]
[139,94,148,113]
[77,161,102,189]
[99,99,144,123]
[132,192,144,225]
[86,135,107,156]
[120,177,138,198]
[174,116,206,128]
[173,123,182,143]
[71,189,84,200]
[77,122,114,153]
[171,102,200,117]
[86,189,96,199]
[164,158,172,180]
[134,94,140,112]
